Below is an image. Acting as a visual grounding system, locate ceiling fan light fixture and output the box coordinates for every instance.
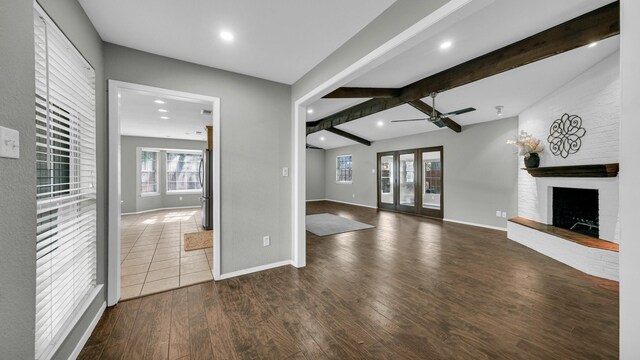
[495,105,504,116]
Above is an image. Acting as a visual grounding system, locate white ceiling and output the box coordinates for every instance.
[78,0,396,84]
[307,0,619,149]
[119,88,213,141]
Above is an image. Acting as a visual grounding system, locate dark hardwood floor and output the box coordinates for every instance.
[80,201,618,359]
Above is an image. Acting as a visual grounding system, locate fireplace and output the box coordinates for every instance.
[552,187,599,238]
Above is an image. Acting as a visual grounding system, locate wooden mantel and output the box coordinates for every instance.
[522,163,619,178]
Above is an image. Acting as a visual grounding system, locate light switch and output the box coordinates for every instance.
[0,126,20,159]
[282,167,289,177]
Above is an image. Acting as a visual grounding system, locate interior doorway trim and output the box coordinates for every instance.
[107,80,221,306]
[291,0,492,268]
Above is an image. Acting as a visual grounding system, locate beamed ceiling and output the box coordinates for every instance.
[306,0,619,150]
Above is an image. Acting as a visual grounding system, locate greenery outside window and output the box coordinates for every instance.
[140,149,159,195]
[166,151,202,193]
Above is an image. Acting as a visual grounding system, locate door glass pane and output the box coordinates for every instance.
[399,153,415,206]
[422,151,441,210]
[380,155,394,204]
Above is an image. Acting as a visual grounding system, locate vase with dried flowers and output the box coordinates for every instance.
[507,131,544,168]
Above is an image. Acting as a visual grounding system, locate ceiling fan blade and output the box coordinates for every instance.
[391,118,427,123]
[440,107,476,117]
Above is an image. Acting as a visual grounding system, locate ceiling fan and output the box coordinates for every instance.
[391,92,475,128]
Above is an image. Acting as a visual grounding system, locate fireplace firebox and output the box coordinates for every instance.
[552,187,599,238]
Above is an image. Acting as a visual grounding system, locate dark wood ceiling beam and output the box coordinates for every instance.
[407,100,461,133]
[326,127,371,146]
[323,87,402,98]
[306,97,405,134]
[307,1,619,135]
[401,1,620,101]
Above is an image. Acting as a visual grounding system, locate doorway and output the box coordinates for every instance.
[107,81,221,306]
[377,146,443,218]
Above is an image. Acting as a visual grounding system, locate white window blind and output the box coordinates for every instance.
[140,150,159,194]
[34,6,97,360]
[166,151,202,192]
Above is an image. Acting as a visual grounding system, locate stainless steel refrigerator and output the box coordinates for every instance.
[199,149,213,230]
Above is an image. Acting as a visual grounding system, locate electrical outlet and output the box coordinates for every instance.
[0,126,20,159]
[179,196,183,201]
[501,211,507,218]
[496,210,501,217]
[263,235,270,247]
[282,167,289,177]
[352,194,356,198]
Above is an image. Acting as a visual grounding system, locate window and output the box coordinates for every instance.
[336,155,352,183]
[424,160,441,194]
[166,151,203,192]
[140,150,159,195]
[34,5,97,360]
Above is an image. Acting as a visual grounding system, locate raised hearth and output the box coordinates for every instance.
[509,217,618,252]
[507,217,618,281]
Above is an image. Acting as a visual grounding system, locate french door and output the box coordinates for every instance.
[377,146,443,218]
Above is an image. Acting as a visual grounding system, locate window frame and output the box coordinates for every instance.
[139,148,160,197]
[165,150,203,194]
[336,154,353,184]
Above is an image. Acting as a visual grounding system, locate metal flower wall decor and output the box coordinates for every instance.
[547,113,586,158]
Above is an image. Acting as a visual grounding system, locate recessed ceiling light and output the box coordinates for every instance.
[588,42,598,48]
[320,136,325,141]
[160,116,169,120]
[440,40,453,50]
[158,109,168,113]
[220,30,234,42]
[154,99,165,104]
[307,108,314,114]
[377,120,384,127]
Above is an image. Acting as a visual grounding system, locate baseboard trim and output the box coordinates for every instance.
[68,298,106,360]
[308,198,378,210]
[122,205,200,215]
[443,218,507,232]
[219,260,293,280]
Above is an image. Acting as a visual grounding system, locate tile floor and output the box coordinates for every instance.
[119,208,213,300]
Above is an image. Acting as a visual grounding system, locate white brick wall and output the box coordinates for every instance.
[508,222,619,281]
[507,51,620,281]
[517,51,620,242]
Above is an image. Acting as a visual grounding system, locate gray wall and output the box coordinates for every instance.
[105,43,292,274]
[121,136,206,214]
[305,149,326,200]
[324,117,519,229]
[0,0,107,359]
[292,0,448,100]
